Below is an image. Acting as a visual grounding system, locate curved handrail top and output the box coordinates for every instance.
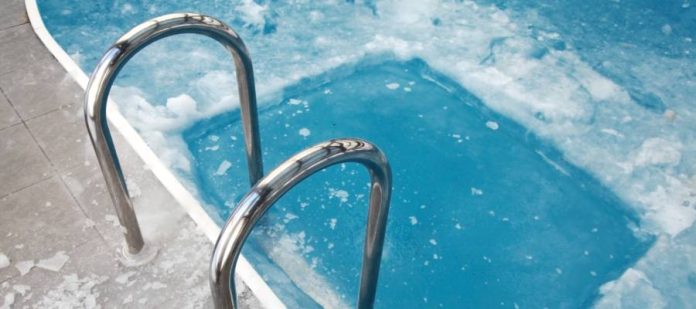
[83,13,263,255]
[210,138,392,308]
[85,12,252,121]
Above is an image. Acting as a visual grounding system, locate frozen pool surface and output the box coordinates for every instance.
[38,0,696,307]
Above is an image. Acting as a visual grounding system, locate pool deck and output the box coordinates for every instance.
[0,1,259,307]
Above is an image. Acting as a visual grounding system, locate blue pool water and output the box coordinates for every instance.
[185,58,650,307]
[38,0,696,307]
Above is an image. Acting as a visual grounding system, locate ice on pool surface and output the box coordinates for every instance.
[184,60,651,307]
[38,0,696,307]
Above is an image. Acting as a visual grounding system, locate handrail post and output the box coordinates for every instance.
[84,13,264,258]
[210,138,392,309]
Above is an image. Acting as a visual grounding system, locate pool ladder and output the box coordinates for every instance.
[84,13,392,309]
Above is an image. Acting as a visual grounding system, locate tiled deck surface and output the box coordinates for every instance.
[0,1,260,308]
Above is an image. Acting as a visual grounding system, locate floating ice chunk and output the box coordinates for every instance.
[121,3,134,14]
[485,121,499,130]
[633,138,682,168]
[596,268,666,309]
[214,160,233,176]
[14,260,34,276]
[429,239,438,246]
[328,218,337,230]
[470,187,484,196]
[37,251,69,272]
[328,188,349,203]
[166,94,198,117]
[661,24,672,35]
[299,128,311,137]
[204,145,220,151]
[288,98,303,105]
[409,216,418,225]
[385,82,400,90]
[235,0,269,29]
[284,213,299,224]
[0,253,9,269]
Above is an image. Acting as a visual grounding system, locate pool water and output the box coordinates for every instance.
[184,59,650,308]
[37,0,696,307]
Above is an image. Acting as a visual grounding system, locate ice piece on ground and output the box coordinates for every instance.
[104,215,120,227]
[0,253,9,269]
[125,178,142,198]
[214,160,233,176]
[36,251,70,272]
[12,285,30,297]
[114,271,137,285]
[34,273,107,309]
[1,293,15,309]
[14,260,34,276]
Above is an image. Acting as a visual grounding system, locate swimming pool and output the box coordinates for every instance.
[34,0,696,307]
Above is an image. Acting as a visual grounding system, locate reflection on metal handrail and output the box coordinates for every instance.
[84,13,264,256]
[210,138,392,309]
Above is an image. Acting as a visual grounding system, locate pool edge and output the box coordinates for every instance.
[24,1,286,307]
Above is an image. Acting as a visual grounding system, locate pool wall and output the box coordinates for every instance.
[25,1,286,307]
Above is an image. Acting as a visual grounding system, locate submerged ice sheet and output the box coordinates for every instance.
[38,0,696,307]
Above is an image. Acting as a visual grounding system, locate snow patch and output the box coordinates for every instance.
[596,268,666,308]
[34,274,108,309]
[0,253,9,269]
[632,138,682,168]
[14,260,34,276]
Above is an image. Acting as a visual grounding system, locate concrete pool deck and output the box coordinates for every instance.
[0,1,259,307]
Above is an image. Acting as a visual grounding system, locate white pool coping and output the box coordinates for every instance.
[25,1,286,308]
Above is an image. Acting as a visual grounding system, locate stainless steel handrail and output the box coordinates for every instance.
[84,13,264,256]
[210,138,392,309]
